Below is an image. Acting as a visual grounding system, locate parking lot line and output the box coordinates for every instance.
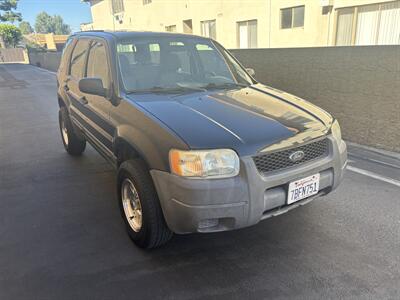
[347,165,400,188]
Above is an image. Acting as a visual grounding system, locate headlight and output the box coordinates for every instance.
[331,120,342,141]
[169,149,240,178]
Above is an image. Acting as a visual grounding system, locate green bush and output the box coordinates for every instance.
[0,24,22,48]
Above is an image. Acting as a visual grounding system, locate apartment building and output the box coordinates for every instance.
[81,0,400,48]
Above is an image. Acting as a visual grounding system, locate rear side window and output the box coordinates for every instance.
[69,39,90,79]
[86,41,110,87]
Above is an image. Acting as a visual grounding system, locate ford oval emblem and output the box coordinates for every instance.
[289,150,305,162]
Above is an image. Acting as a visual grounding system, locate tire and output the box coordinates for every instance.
[59,107,86,156]
[117,159,173,249]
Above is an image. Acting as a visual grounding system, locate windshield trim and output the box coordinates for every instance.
[211,40,257,85]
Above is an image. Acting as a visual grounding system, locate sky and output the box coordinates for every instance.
[16,0,92,33]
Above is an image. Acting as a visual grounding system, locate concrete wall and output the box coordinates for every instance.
[28,51,62,72]
[0,48,28,63]
[230,45,400,152]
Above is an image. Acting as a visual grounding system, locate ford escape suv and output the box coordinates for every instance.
[57,31,347,249]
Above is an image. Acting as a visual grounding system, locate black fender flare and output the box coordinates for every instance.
[113,124,169,171]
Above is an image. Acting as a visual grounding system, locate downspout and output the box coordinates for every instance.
[326,7,332,46]
[268,0,272,48]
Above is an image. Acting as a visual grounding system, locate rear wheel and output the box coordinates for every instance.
[59,107,86,156]
[117,159,173,249]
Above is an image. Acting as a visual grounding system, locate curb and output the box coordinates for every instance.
[346,141,400,160]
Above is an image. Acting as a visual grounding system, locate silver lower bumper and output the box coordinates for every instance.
[151,136,347,234]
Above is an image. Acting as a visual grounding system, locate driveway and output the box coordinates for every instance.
[0,64,399,299]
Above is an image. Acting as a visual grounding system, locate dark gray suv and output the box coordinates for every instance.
[57,31,347,249]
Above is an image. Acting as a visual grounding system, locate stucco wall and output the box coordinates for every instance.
[87,0,400,48]
[28,51,62,72]
[230,45,400,152]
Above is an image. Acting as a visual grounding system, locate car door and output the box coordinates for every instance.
[82,38,113,151]
[65,38,92,134]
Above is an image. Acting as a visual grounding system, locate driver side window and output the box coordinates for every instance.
[86,41,110,88]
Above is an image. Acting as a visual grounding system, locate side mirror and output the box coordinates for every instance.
[79,78,106,97]
[246,68,255,77]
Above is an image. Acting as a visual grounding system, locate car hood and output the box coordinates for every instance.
[129,84,333,156]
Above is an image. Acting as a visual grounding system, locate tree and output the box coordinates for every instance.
[35,12,71,35]
[34,12,53,34]
[0,0,21,22]
[0,24,22,47]
[53,15,71,35]
[18,21,33,34]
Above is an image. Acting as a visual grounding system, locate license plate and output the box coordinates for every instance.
[287,173,320,205]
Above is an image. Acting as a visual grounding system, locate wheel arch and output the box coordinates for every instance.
[58,93,71,110]
[113,125,170,171]
[58,95,66,108]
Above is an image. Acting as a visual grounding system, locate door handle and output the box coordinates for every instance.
[78,96,88,105]
[63,84,69,92]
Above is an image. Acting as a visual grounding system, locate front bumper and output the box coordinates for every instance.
[151,136,347,234]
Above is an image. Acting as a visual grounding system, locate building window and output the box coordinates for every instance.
[200,20,216,39]
[143,0,152,5]
[183,19,193,34]
[280,6,305,29]
[335,1,400,46]
[165,25,177,32]
[111,0,124,14]
[237,20,258,48]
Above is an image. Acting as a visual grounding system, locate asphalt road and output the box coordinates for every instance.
[1,64,399,300]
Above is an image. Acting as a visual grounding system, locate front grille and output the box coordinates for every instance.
[253,138,329,174]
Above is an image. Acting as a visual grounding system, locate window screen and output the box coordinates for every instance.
[378,1,400,44]
[336,8,354,46]
[165,25,177,32]
[237,20,258,48]
[111,0,124,14]
[293,6,305,27]
[200,20,216,39]
[281,8,293,29]
[281,6,304,29]
[335,2,400,46]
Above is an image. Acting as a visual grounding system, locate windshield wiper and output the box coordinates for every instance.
[201,82,250,90]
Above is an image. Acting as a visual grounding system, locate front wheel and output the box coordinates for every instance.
[117,159,173,249]
[59,107,86,156]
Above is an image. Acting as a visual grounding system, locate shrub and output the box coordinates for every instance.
[0,24,22,48]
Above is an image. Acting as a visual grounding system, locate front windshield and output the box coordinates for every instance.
[116,36,254,93]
